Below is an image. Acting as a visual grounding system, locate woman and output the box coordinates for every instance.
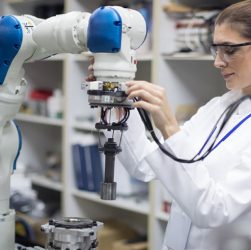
[89,1,251,249]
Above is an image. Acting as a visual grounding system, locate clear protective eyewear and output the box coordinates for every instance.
[210,42,251,62]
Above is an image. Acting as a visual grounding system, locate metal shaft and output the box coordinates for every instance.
[100,138,118,200]
[104,150,115,183]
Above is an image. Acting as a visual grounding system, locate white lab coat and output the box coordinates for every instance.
[105,90,251,250]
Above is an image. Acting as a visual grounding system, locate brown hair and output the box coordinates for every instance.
[215,0,251,39]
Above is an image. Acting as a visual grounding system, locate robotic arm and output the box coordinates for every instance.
[0,6,146,250]
[1,6,146,99]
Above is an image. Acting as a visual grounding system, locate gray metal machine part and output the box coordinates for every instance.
[15,217,103,250]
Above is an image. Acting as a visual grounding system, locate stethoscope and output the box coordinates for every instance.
[136,95,251,163]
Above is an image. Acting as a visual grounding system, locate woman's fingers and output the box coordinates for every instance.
[128,89,162,106]
[125,80,179,138]
[85,75,96,81]
[88,64,94,72]
[88,56,94,64]
[133,99,160,113]
[86,56,95,81]
[127,81,165,100]
[127,81,165,106]
[127,80,164,92]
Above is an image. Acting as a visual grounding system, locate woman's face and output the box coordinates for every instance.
[213,23,251,94]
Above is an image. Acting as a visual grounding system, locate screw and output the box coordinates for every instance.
[14,24,21,29]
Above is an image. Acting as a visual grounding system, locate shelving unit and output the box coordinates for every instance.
[162,53,214,61]
[3,0,227,249]
[15,113,64,127]
[71,189,149,215]
[30,174,63,192]
[72,121,97,132]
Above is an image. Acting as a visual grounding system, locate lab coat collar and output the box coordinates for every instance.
[220,90,251,116]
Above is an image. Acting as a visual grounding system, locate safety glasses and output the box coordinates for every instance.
[210,42,251,62]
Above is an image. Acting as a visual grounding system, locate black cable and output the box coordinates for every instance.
[135,95,251,163]
[191,98,241,160]
[117,108,130,125]
[100,107,130,126]
[101,107,108,124]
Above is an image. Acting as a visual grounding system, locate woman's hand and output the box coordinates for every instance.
[127,81,180,139]
[86,56,96,82]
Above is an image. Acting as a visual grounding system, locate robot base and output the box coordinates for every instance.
[15,217,103,250]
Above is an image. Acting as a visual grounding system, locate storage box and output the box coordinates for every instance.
[16,212,48,246]
[97,220,139,250]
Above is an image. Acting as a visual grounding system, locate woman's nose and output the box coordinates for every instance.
[214,53,227,69]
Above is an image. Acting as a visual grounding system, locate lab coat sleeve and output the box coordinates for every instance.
[145,129,251,228]
[103,109,158,182]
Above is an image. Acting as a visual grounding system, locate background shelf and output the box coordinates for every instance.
[15,113,64,127]
[71,188,150,215]
[72,121,97,132]
[163,53,214,61]
[30,174,63,192]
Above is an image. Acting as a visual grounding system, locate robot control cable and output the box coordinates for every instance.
[135,95,251,163]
